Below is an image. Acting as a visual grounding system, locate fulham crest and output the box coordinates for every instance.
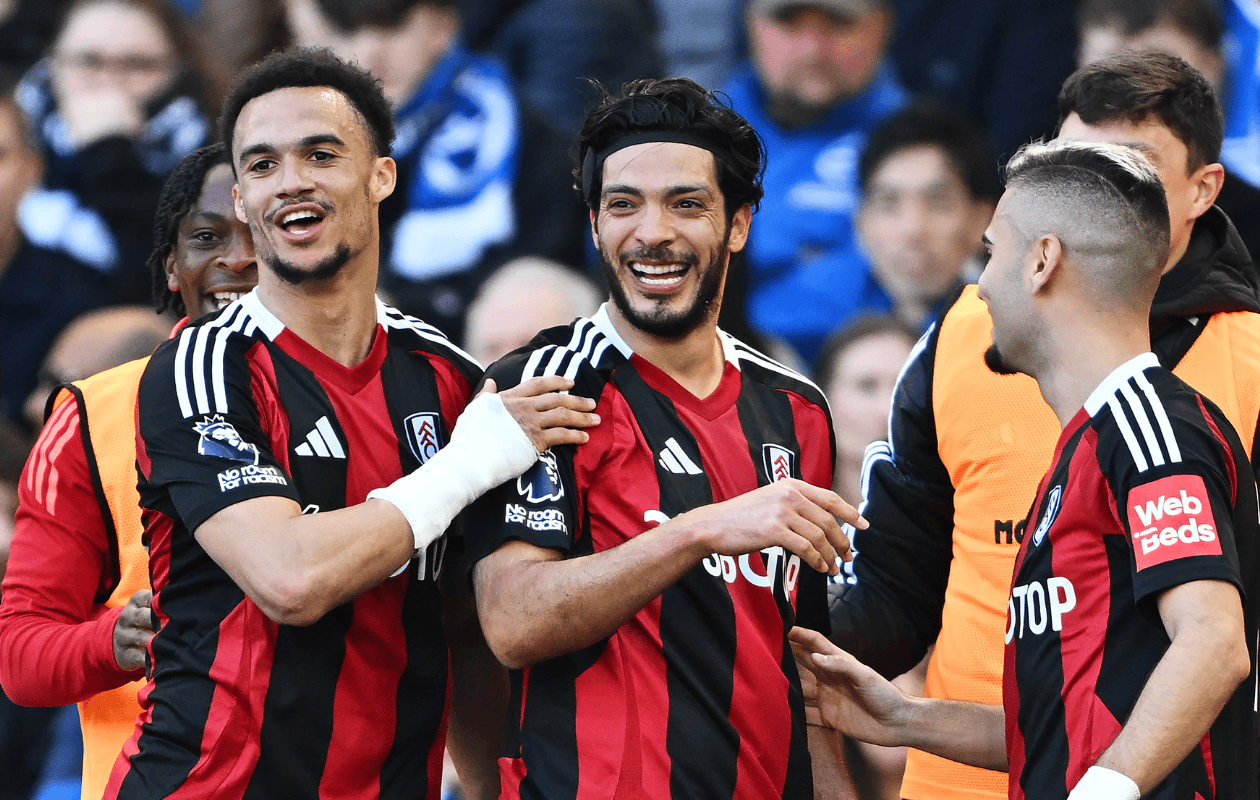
[405,412,442,464]
[763,444,795,483]
[1032,485,1062,546]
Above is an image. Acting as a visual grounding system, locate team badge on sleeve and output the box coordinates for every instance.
[405,412,441,464]
[763,444,795,483]
[194,415,260,465]
[1126,474,1223,570]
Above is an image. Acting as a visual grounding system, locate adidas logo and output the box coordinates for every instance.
[295,416,346,458]
[658,437,702,475]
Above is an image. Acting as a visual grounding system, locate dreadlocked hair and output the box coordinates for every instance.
[148,143,231,316]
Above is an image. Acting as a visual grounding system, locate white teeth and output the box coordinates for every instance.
[280,210,320,226]
[211,292,242,309]
[632,263,686,275]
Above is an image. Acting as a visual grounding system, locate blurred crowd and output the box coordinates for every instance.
[1,0,1259,798]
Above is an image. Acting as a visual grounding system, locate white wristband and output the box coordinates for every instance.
[1068,766,1141,800]
[368,392,538,552]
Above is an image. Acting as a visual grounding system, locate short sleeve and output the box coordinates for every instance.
[463,353,580,564]
[1108,402,1245,606]
[136,330,298,533]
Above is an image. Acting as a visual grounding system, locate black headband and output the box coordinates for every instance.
[582,129,728,208]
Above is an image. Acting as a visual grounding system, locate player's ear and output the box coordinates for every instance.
[1030,234,1061,294]
[727,203,752,253]
[370,156,397,203]
[233,184,248,225]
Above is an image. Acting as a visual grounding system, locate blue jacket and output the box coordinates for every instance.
[721,63,906,355]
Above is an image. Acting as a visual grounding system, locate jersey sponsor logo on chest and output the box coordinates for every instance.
[1006,577,1077,643]
[1126,474,1223,570]
[645,510,802,599]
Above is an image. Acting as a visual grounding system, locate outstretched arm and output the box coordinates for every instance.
[789,627,1007,772]
[473,480,865,669]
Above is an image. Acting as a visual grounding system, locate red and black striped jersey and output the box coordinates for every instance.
[1004,353,1258,800]
[105,291,480,800]
[465,306,836,800]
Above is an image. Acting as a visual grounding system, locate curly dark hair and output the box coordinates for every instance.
[575,77,765,221]
[1058,51,1223,172]
[218,47,395,164]
[148,143,230,316]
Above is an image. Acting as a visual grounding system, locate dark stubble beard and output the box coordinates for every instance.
[601,241,726,340]
[267,243,352,286]
[983,343,1020,376]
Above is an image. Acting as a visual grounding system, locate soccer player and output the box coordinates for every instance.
[101,48,598,800]
[829,52,1260,800]
[465,77,866,800]
[795,139,1258,800]
[0,142,256,800]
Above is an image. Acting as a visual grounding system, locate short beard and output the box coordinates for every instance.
[601,242,724,340]
[983,343,1020,376]
[267,244,352,286]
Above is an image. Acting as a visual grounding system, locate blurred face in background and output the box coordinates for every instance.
[50,0,177,111]
[0,101,40,244]
[748,4,891,127]
[857,144,993,319]
[824,330,915,465]
[285,0,458,106]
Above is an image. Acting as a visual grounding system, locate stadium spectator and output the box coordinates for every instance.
[722,0,907,361]
[0,70,109,430]
[15,0,213,304]
[816,313,916,503]
[753,103,997,362]
[464,256,600,365]
[651,0,740,92]
[0,143,255,800]
[466,76,864,800]
[100,48,596,800]
[1077,0,1260,262]
[883,0,1077,162]
[461,0,663,138]
[798,137,1258,800]
[284,0,584,341]
[829,51,1260,800]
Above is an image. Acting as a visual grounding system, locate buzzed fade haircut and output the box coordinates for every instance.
[575,77,766,221]
[859,102,1001,203]
[1058,51,1223,172]
[1004,139,1171,299]
[148,143,230,316]
[218,47,395,164]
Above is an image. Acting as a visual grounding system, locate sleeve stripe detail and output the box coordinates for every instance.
[519,318,617,382]
[26,400,78,509]
[381,307,484,372]
[1119,380,1166,469]
[1134,371,1181,463]
[175,305,254,419]
[729,340,831,413]
[1107,395,1151,472]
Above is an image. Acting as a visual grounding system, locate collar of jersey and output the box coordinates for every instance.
[238,288,390,395]
[590,304,742,419]
[1082,352,1160,417]
[588,303,741,367]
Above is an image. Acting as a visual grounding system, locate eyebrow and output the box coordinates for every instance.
[238,133,346,166]
[601,183,713,199]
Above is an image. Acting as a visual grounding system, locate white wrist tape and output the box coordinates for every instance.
[368,392,538,552]
[1068,766,1141,800]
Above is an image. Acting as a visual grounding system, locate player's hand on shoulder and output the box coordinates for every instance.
[789,626,909,745]
[680,479,865,576]
[490,376,600,451]
[113,589,157,672]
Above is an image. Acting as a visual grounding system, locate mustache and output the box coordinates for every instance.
[264,199,334,225]
[619,245,698,268]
